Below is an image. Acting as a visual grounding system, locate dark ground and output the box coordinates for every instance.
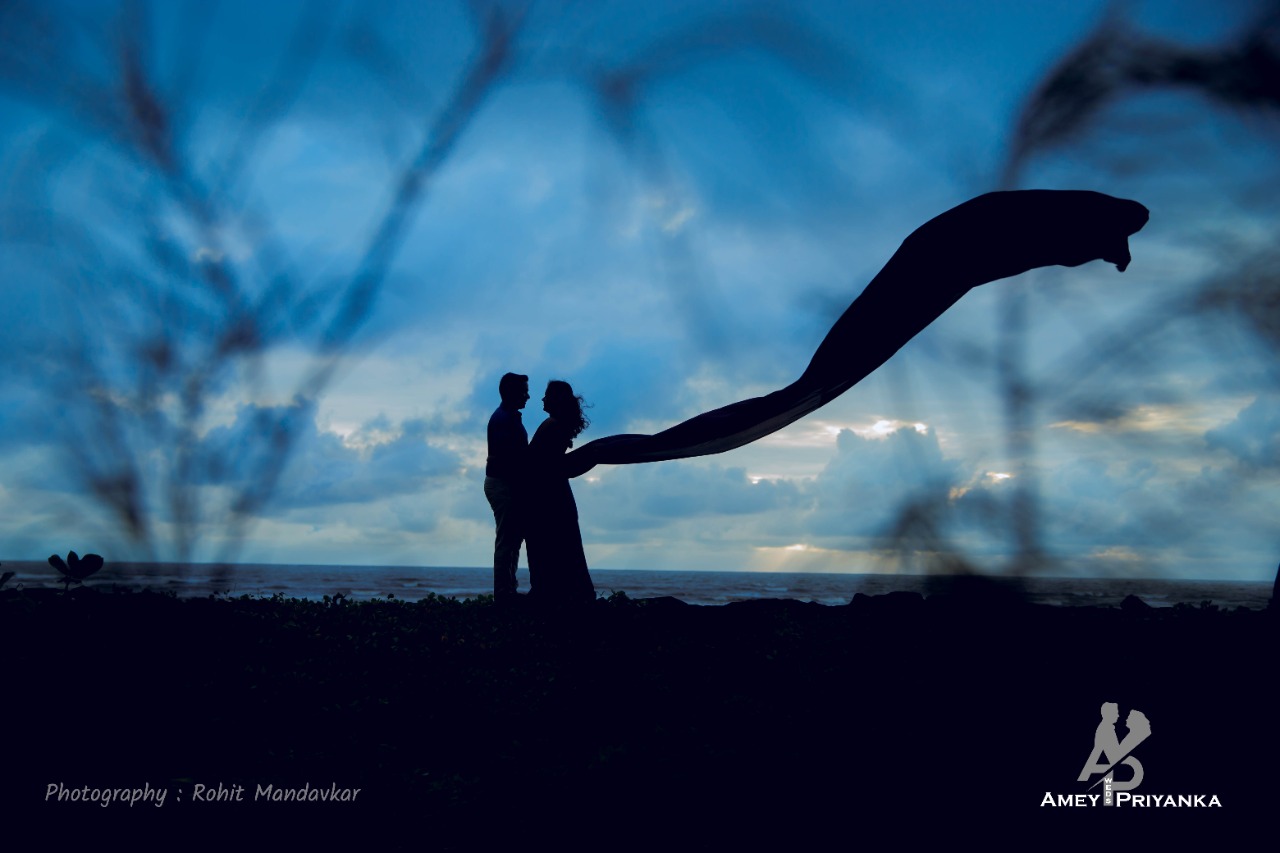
[4,585,1275,847]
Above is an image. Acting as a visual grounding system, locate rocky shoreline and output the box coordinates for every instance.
[5,586,1274,844]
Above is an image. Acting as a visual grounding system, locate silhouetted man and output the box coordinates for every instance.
[485,372,530,600]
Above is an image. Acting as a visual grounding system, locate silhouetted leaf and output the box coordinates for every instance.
[49,550,104,580]
[78,554,105,578]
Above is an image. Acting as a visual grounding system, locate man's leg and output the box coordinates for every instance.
[484,476,521,598]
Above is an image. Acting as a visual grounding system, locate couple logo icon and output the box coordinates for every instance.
[1078,702,1153,794]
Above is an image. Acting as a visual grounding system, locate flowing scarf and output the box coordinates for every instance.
[565,190,1148,478]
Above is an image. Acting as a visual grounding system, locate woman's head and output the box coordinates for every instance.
[542,380,590,439]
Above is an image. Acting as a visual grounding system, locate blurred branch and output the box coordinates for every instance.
[220,2,525,551]
[13,0,1270,581]
[976,1,1280,577]
[0,0,525,565]
[1004,1,1280,185]
[564,8,874,365]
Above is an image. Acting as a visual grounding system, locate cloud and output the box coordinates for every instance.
[4,0,1279,582]
[802,425,960,544]
[1035,456,1169,550]
[583,460,805,534]
[199,403,461,514]
[1205,396,1280,469]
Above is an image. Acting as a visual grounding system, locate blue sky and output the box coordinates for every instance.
[2,0,1279,580]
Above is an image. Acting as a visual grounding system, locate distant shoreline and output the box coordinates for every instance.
[2,561,1273,609]
[5,558,1273,582]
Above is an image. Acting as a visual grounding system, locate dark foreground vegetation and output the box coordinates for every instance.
[5,585,1274,846]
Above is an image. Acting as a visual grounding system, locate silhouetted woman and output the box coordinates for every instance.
[526,380,596,604]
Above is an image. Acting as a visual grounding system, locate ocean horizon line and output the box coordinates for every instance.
[3,558,1273,585]
[2,561,1273,609]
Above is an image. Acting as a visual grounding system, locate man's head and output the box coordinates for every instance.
[499,372,530,408]
[1100,702,1119,723]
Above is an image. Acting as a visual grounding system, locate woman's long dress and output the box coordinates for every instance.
[525,417,595,604]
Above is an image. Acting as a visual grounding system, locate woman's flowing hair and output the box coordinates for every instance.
[545,380,590,439]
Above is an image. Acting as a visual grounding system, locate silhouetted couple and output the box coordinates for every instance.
[484,372,595,606]
[481,191,1153,601]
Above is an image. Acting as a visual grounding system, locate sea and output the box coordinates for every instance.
[1,561,1274,609]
